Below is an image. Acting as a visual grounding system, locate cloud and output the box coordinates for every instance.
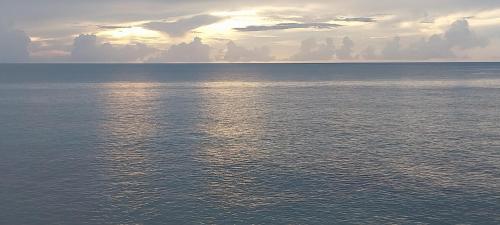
[223,41,274,62]
[444,19,488,49]
[381,19,488,60]
[0,23,31,62]
[289,38,336,61]
[334,17,376,22]
[97,25,132,29]
[71,34,157,62]
[143,14,223,37]
[2,1,499,62]
[150,37,211,62]
[336,37,355,59]
[234,22,341,32]
[381,36,402,59]
[381,35,454,60]
[361,46,377,60]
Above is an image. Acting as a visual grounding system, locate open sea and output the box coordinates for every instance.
[0,63,499,224]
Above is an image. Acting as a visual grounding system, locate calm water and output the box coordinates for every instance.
[1,63,499,224]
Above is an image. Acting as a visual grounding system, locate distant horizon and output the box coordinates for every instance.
[2,61,500,65]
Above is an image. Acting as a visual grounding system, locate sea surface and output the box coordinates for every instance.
[1,63,499,224]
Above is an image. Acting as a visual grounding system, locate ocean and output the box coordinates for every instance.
[1,63,499,224]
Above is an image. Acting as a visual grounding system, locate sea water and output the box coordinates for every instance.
[0,63,499,224]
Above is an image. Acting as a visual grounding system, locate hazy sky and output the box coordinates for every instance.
[1,0,500,62]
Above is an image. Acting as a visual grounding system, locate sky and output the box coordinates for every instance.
[1,0,500,62]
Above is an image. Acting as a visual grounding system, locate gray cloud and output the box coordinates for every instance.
[360,46,377,60]
[1,1,499,62]
[71,34,157,62]
[381,36,455,60]
[223,41,274,62]
[150,37,211,62]
[336,37,355,59]
[234,23,342,32]
[334,17,376,22]
[289,38,336,61]
[97,25,132,29]
[444,19,488,49]
[381,19,488,60]
[0,23,31,62]
[143,14,223,37]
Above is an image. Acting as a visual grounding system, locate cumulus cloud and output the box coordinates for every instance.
[71,34,157,62]
[444,19,488,49]
[381,19,488,60]
[150,37,211,62]
[223,41,274,62]
[2,0,500,62]
[289,38,336,61]
[143,14,223,37]
[336,37,355,59]
[234,22,341,32]
[0,23,31,62]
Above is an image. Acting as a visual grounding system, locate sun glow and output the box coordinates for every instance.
[195,10,273,40]
[97,26,166,45]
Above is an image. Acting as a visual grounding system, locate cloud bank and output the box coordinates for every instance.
[150,37,210,62]
[71,34,156,62]
[0,23,31,62]
[380,19,488,60]
[223,41,274,62]
[289,38,336,61]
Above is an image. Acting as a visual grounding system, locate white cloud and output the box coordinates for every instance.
[289,38,335,61]
[71,34,157,62]
[223,41,274,62]
[150,37,211,62]
[0,23,31,62]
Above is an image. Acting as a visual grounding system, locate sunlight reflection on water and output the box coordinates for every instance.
[1,74,500,224]
[97,83,162,218]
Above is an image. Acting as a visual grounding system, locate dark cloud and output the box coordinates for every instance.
[71,34,157,62]
[334,17,376,22]
[289,38,336,61]
[223,41,274,62]
[0,23,31,62]
[143,14,223,37]
[150,37,211,62]
[234,22,342,32]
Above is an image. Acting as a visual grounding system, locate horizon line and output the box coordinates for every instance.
[2,61,500,65]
